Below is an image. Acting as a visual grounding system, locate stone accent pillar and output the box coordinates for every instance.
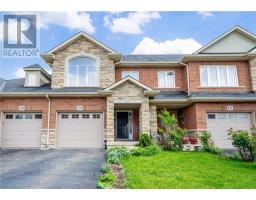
[249,58,256,92]
[149,105,158,136]
[106,96,115,143]
[139,98,150,134]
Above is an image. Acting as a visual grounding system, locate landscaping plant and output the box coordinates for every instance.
[131,145,161,156]
[228,128,256,162]
[158,109,187,150]
[107,146,131,164]
[139,132,153,147]
[199,131,222,155]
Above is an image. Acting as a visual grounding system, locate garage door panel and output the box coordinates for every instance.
[207,113,252,149]
[2,113,42,148]
[58,113,103,148]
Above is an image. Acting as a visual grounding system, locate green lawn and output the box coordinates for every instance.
[121,151,256,189]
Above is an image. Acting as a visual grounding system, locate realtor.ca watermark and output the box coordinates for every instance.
[1,13,40,58]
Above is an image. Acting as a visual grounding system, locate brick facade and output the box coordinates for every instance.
[181,102,256,131]
[115,66,187,91]
[188,61,252,92]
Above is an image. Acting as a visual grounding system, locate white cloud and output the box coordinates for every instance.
[104,12,161,34]
[132,37,202,54]
[198,11,213,18]
[39,12,95,33]
[15,67,25,78]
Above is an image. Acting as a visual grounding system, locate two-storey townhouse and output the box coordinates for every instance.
[0,26,256,149]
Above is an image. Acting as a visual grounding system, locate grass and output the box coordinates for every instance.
[121,151,256,189]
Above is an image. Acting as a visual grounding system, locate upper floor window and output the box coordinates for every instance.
[200,66,238,87]
[158,71,175,88]
[66,56,98,87]
[27,73,37,86]
[122,71,139,81]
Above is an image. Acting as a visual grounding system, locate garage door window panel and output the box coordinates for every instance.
[6,114,13,119]
[35,114,42,119]
[15,114,23,119]
[25,114,33,119]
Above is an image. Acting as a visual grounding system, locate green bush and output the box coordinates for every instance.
[228,129,256,162]
[139,133,153,147]
[169,127,187,150]
[101,164,111,174]
[230,151,242,161]
[107,147,131,164]
[199,131,211,151]
[97,171,117,189]
[208,146,223,155]
[131,145,161,156]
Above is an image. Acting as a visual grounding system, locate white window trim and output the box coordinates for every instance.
[121,71,139,80]
[157,71,176,88]
[25,72,39,87]
[200,65,239,88]
[64,53,100,87]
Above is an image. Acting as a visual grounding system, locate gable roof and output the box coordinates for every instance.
[194,26,256,54]
[103,76,153,91]
[44,32,117,55]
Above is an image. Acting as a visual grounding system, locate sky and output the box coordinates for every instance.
[1,11,256,80]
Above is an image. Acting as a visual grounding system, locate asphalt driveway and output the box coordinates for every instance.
[0,149,106,189]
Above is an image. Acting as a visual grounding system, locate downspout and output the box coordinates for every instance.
[179,61,191,96]
[46,93,51,148]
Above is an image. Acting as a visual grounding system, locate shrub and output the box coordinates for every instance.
[157,109,187,151]
[208,146,223,155]
[228,129,256,162]
[97,170,117,189]
[139,133,152,147]
[199,131,212,151]
[230,151,242,161]
[131,145,161,156]
[107,147,131,164]
[169,127,187,150]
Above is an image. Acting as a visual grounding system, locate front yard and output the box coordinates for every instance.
[121,151,256,189]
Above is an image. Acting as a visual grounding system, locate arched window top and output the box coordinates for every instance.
[66,55,99,87]
[69,56,96,66]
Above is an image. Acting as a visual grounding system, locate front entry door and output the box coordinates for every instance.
[116,111,133,140]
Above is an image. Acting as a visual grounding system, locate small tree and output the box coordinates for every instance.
[199,131,212,151]
[228,128,256,162]
[158,109,187,150]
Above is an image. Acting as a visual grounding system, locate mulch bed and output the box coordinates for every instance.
[110,163,126,189]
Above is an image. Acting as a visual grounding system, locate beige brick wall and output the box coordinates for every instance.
[149,105,158,136]
[51,37,115,88]
[249,58,256,91]
[106,81,151,143]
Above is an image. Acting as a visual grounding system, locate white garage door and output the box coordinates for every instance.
[207,113,252,149]
[58,113,103,148]
[2,113,42,148]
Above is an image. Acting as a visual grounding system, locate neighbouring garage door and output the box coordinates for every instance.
[207,113,252,149]
[58,113,103,148]
[2,113,42,148]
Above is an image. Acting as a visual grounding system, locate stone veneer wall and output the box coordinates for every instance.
[149,105,158,136]
[41,129,56,148]
[249,58,256,92]
[106,81,151,144]
[51,37,115,88]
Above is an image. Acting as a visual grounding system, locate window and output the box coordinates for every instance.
[25,113,33,119]
[15,114,23,119]
[27,73,37,86]
[200,66,238,87]
[61,114,69,119]
[158,71,175,88]
[35,114,42,119]
[66,56,98,87]
[207,114,216,119]
[122,71,139,80]
[82,114,90,119]
[6,114,13,119]
[93,114,100,119]
[72,114,79,119]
